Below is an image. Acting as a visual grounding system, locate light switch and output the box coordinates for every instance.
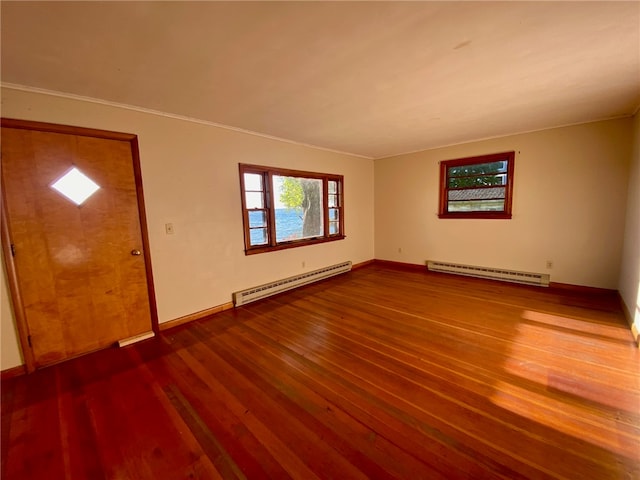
[165,223,175,235]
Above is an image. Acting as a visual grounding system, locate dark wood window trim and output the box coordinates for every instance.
[438,151,515,219]
[239,164,345,255]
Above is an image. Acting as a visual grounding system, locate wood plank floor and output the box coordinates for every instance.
[2,263,639,479]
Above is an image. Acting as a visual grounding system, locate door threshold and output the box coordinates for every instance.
[118,331,155,348]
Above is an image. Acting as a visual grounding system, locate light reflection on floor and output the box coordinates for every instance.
[490,309,640,460]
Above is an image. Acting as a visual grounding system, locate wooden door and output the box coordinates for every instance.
[1,119,157,370]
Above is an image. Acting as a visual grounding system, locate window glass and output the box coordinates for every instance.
[274,176,323,242]
[243,173,263,190]
[245,192,263,209]
[248,210,267,228]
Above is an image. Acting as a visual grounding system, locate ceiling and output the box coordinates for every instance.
[2,1,639,159]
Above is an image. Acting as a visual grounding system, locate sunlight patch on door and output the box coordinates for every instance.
[51,167,100,205]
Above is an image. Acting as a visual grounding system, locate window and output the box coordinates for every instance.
[438,151,515,219]
[50,167,100,206]
[239,164,344,254]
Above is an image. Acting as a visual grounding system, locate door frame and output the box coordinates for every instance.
[1,118,159,373]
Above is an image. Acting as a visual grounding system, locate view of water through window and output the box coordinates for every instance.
[249,208,307,244]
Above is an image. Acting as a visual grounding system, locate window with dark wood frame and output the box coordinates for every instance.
[239,164,344,254]
[438,151,515,219]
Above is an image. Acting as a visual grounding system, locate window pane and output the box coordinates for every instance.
[448,187,505,202]
[448,199,505,212]
[449,173,506,188]
[448,160,507,178]
[328,194,338,208]
[274,207,303,241]
[245,192,264,209]
[51,167,100,206]
[328,180,337,194]
[249,227,268,245]
[248,210,266,228]
[273,176,323,242]
[329,222,339,235]
[329,208,339,221]
[244,173,263,191]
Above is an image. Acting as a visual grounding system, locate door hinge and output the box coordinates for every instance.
[10,244,16,257]
[27,335,32,348]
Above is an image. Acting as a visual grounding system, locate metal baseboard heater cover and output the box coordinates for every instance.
[233,261,352,306]
[427,260,549,287]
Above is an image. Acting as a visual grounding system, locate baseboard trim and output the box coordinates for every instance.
[373,259,427,272]
[352,259,375,270]
[1,364,26,380]
[549,282,617,296]
[618,292,639,348]
[159,302,234,332]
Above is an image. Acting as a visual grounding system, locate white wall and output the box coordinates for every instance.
[619,112,640,342]
[375,118,632,289]
[0,86,375,369]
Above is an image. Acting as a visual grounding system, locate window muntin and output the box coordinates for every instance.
[439,151,515,219]
[240,164,344,254]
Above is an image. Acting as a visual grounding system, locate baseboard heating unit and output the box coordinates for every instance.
[427,260,549,287]
[233,261,352,307]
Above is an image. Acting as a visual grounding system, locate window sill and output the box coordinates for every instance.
[244,235,346,255]
[438,212,512,219]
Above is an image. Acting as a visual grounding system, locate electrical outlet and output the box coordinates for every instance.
[546,260,553,269]
[165,223,175,235]
[398,247,402,254]
[302,261,306,268]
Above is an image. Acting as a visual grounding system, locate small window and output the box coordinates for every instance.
[239,164,344,254]
[438,151,515,219]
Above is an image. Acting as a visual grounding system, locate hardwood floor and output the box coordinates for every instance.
[2,263,639,479]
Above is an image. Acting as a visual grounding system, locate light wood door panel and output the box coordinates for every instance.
[2,125,153,368]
